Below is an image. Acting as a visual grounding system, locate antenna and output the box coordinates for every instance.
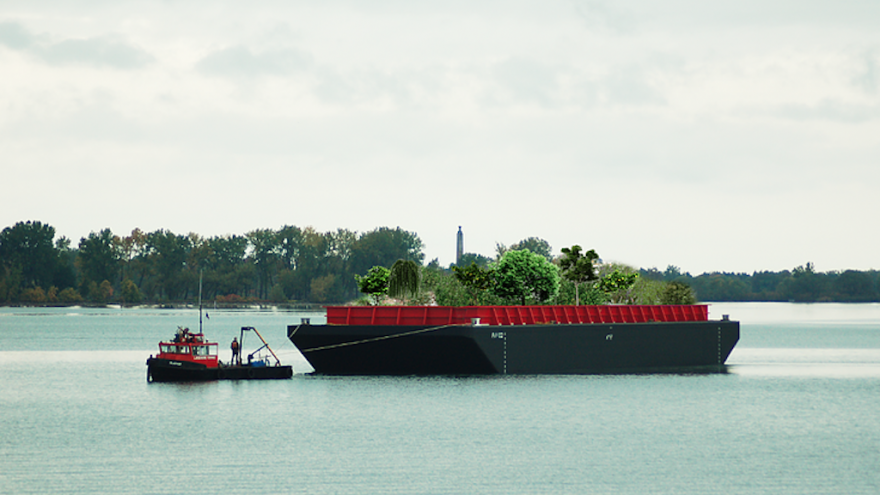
[198,270,203,334]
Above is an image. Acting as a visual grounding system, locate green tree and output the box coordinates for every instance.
[144,230,191,300]
[833,270,877,302]
[120,278,143,304]
[509,237,553,262]
[0,220,59,291]
[660,281,697,304]
[492,249,560,305]
[351,227,424,279]
[57,287,83,303]
[309,274,337,303]
[597,268,640,304]
[388,259,421,303]
[557,279,606,305]
[77,229,121,290]
[421,266,472,306]
[268,283,287,303]
[452,262,495,304]
[455,252,493,268]
[355,266,391,305]
[247,228,280,300]
[558,245,599,305]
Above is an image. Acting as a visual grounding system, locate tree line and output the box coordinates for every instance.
[0,221,422,305]
[2,220,877,305]
[639,263,880,303]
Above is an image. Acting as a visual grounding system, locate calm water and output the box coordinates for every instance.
[1,303,879,494]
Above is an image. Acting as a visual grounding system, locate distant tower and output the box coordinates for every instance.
[456,226,464,266]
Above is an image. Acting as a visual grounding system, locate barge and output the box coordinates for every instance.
[287,305,739,375]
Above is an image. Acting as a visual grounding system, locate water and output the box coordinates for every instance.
[1,303,879,494]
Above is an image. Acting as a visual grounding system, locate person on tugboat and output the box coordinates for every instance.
[230,337,241,366]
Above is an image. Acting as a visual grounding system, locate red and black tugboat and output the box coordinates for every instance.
[146,275,293,382]
[147,326,294,382]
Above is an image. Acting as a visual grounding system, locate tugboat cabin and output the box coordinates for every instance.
[155,327,219,368]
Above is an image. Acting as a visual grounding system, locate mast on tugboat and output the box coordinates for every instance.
[198,270,204,334]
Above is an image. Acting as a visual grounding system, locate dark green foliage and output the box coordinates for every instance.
[120,279,143,304]
[509,237,553,262]
[388,259,421,301]
[77,229,121,288]
[558,245,599,305]
[660,281,697,305]
[351,227,424,277]
[452,262,495,304]
[0,221,59,289]
[556,278,606,305]
[455,252,492,268]
[4,219,880,305]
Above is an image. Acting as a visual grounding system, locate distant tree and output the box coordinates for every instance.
[120,279,142,304]
[77,229,121,289]
[0,220,59,290]
[779,262,826,302]
[388,259,421,303]
[455,252,493,268]
[309,274,337,303]
[144,230,191,300]
[509,237,553,262]
[57,287,83,303]
[492,249,560,305]
[355,266,391,305]
[663,265,683,281]
[247,228,280,300]
[20,286,47,303]
[268,283,287,303]
[558,245,599,305]
[660,281,697,305]
[351,227,424,279]
[833,270,878,302]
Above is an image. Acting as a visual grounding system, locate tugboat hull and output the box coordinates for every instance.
[146,358,293,382]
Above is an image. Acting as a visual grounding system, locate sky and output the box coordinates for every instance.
[2,0,879,275]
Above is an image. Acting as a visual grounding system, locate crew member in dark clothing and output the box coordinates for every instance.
[231,337,240,366]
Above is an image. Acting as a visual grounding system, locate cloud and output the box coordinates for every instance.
[0,21,153,69]
[0,21,36,49]
[196,45,313,77]
[774,99,880,123]
[573,0,638,33]
[852,50,879,94]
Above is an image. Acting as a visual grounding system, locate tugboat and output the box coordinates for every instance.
[147,327,293,382]
[146,273,293,382]
[147,326,294,382]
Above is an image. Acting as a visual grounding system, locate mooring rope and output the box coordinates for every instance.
[295,324,457,353]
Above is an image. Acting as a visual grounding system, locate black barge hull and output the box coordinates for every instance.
[146,358,293,382]
[287,320,740,375]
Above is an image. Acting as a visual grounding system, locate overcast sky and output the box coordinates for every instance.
[2,0,878,274]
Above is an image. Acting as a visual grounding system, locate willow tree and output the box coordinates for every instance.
[558,245,599,305]
[388,259,421,303]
